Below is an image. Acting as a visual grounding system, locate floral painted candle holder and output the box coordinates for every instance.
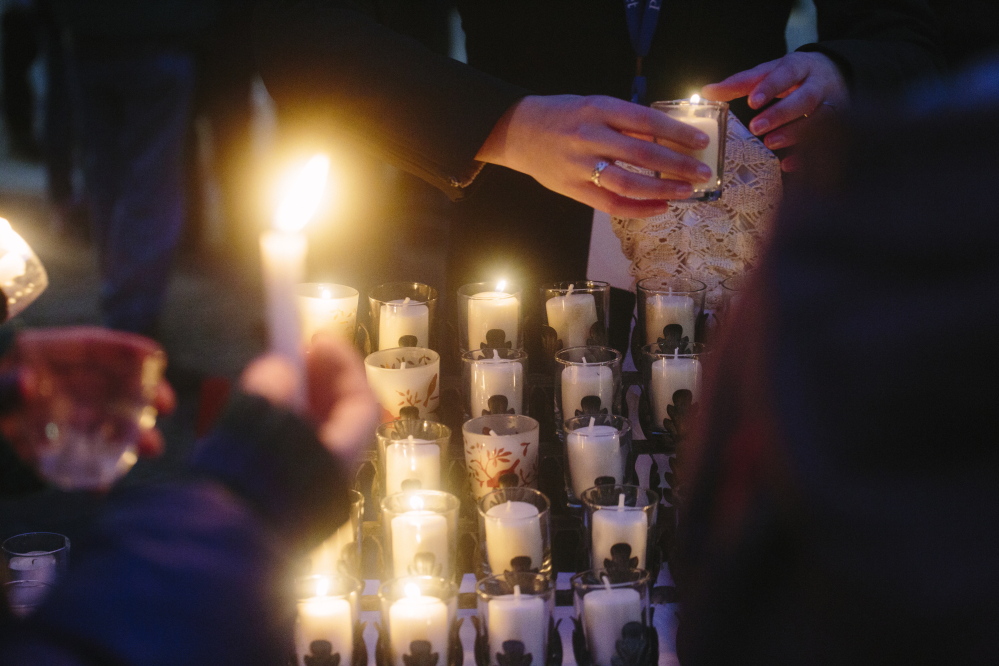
[296,282,359,344]
[462,415,540,500]
[364,347,440,422]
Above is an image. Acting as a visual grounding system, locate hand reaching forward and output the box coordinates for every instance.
[476,94,714,217]
[702,51,849,171]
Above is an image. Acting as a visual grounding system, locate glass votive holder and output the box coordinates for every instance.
[295,283,359,344]
[379,575,458,666]
[0,217,47,322]
[720,272,749,322]
[477,486,552,577]
[462,414,540,500]
[381,490,460,580]
[564,415,632,506]
[4,580,52,618]
[377,419,449,497]
[554,346,622,426]
[307,489,364,578]
[640,342,706,438]
[542,280,610,349]
[475,572,555,666]
[457,281,522,352]
[3,532,70,586]
[364,347,440,421]
[581,484,659,571]
[368,282,438,351]
[294,573,364,666]
[571,568,653,666]
[461,348,528,418]
[651,98,729,202]
[636,276,707,349]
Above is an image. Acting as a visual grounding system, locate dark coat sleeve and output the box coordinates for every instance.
[253,0,529,200]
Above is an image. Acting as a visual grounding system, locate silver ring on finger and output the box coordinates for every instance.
[590,160,610,188]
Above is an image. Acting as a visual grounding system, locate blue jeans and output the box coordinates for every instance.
[69,47,194,334]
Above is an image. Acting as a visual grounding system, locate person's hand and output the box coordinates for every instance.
[241,334,378,468]
[702,51,849,171]
[476,94,714,217]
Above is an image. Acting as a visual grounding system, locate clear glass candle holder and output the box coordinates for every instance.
[462,414,540,500]
[364,347,440,421]
[720,272,749,323]
[457,281,523,352]
[553,346,622,427]
[563,415,632,506]
[571,568,653,666]
[4,580,52,618]
[294,573,364,666]
[378,575,458,666]
[477,486,552,577]
[461,348,528,418]
[651,98,729,202]
[381,490,460,580]
[476,572,555,666]
[377,419,449,498]
[3,532,70,587]
[295,282,359,344]
[541,280,610,350]
[640,342,706,439]
[368,282,438,351]
[0,217,47,322]
[581,484,658,571]
[636,276,707,349]
[306,489,364,578]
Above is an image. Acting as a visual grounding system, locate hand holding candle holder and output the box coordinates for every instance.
[0,217,47,322]
[458,281,522,353]
[376,420,448,498]
[462,415,540,500]
[651,97,729,202]
[563,415,632,506]
[376,575,459,666]
[295,574,366,666]
[461,348,527,418]
[636,276,707,351]
[553,347,622,429]
[307,489,364,579]
[640,342,705,450]
[570,569,656,666]
[364,347,440,422]
[382,490,459,580]
[477,486,552,577]
[368,282,437,351]
[296,283,359,346]
[581,485,658,573]
[541,281,610,353]
[473,572,560,666]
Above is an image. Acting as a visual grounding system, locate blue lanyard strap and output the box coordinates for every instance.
[623,0,663,104]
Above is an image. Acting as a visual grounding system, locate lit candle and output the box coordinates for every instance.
[390,494,450,577]
[469,349,524,416]
[388,583,449,666]
[467,281,520,349]
[384,435,441,496]
[582,576,643,666]
[644,288,697,344]
[566,418,624,498]
[296,577,354,664]
[487,585,547,663]
[649,349,702,427]
[483,500,544,574]
[378,297,430,350]
[545,284,598,349]
[591,494,649,569]
[7,551,57,584]
[561,357,614,419]
[297,283,358,344]
[674,94,722,187]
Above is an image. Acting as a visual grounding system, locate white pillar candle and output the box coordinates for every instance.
[385,436,441,495]
[644,290,697,344]
[297,285,358,344]
[561,361,614,419]
[487,585,547,663]
[566,421,624,498]
[545,284,598,349]
[378,298,430,350]
[365,351,440,420]
[582,580,643,666]
[470,350,524,416]
[296,579,354,664]
[591,494,649,569]
[7,552,58,584]
[467,287,520,349]
[390,507,450,578]
[483,500,544,574]
[649,351,703,426]
[389,585,449,666]
[308,520,356,576]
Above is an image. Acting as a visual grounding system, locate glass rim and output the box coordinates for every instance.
[579,483,659,508]
[475,571,554,598]
[2,532,70,556]
[461,347,528,362]
[364,346,440,368]
[457,281,522,298]
[295,573,364,600]
[553,345,622,366]
[377,574,458,602]
[563,414,631,435]
[651,98,729,110]
[380,488,460,515]
[376,418,451,441]
[477,485,551,517]
[636,275,707,294]
[368,281,438,304]
[640,342,708,358]
[570,567,653,591]
[295,282,359,299]
[541,280,610,294]
[461,413,539,436]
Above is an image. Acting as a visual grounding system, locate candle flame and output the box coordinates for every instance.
[404,583,422,599]
[496,279,507,292]
[315,576,331,597]
[690,93,702,104]
[409,494,425,511]
[321,288,331,300]
[274,154,330,233]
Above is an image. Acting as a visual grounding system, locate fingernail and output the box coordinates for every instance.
[676,184,693,198]
[750,118,769,134]
[766,133,785,149]
[697,165,712,180]
[750,93,766,108]
[695,132,709,147]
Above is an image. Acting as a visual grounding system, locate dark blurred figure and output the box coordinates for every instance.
[677,57,999,664]
[1,0,41,161]
[50,1,219,335]
[930,0,999,70]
